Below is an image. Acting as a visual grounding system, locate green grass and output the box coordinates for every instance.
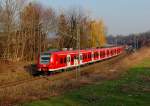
[24,59,150,106]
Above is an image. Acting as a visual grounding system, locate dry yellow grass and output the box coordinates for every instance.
[0,72,31,85]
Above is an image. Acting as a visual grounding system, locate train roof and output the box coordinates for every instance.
[40,46,123,55]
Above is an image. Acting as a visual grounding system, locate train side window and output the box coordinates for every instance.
[101,52,103,57]
[74,56,76,59]
[97,52,99,57]
[100,51,102,57]
[71,56,74,62]
[102,51,105,57]
[94,53,96,58]
[111,50,113,55]
[89,54,91,58]
[107,50,109,56]
[60,58,63,64]
[64,57,67,63]
[102,52,104,57]
[88,54,90,59]
[86,54,88,59]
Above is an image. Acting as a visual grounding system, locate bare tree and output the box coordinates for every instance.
[0,0,25,61]
[20,3,57,61]
[57,13,69,48]
[41,7,57,49]
[57,7,91,49]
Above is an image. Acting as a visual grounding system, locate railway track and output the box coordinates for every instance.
[0,77,46,89]
[0,53,127,89]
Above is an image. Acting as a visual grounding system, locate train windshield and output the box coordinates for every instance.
[40,53,51,64]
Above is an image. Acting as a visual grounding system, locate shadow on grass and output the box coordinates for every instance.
[24,64,41,76]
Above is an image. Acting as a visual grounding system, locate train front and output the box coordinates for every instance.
[37,52,53,72]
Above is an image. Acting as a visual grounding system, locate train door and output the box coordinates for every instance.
[99,51,101,60]
[92,51,94,61]
[67,55,71,67]
[80,54,83,64]
[74,56,78,66]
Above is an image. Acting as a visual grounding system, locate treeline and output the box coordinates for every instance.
[0,0,106,61]
[107,31,150,48]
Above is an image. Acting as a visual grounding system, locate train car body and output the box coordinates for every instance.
[37,46,124,72]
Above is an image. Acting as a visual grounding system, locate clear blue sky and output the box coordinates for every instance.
[33,0,150,35]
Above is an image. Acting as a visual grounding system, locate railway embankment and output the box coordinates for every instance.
[0,47,150,106]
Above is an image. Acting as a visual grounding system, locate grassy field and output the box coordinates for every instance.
[23,58,150,106]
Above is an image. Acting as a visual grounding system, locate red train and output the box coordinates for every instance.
[37,46,124,72]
